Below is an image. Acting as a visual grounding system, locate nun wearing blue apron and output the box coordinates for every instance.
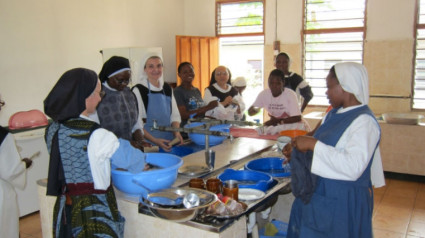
[132,55,183,152]
[283,62,385,238]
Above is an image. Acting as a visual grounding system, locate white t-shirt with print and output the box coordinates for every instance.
[252,88,301,118]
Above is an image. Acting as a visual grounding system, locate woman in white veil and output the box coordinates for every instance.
[132,55,183,151]
[284,62,384,238]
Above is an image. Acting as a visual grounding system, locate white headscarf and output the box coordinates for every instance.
[232,77,247,87]
[334,62,385,188]
[139,54,164,89]
[334,62,369,105]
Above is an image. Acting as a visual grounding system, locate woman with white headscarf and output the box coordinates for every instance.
[283,62,384,238]
[0,97,32,238]
[132,55,183,152]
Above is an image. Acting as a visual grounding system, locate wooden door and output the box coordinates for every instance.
[176,35,219,96]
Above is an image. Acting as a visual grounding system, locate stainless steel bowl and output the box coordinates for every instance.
[382,113,424,125]
[140,187,217,222]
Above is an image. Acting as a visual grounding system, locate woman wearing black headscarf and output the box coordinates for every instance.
[44,68,140,238]
[97,56,148,150]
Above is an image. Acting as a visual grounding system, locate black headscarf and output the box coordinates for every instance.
[98,56,130,83]
[44,68,98,122]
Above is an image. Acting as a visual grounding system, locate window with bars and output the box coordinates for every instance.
[414,0,425,109]
[303,0,366,105]
[216,0,264,37]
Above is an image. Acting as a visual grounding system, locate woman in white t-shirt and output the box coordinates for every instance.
[248,69,309,134]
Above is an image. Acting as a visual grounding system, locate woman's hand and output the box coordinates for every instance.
[282,143,292,163]
[291,135,318,152]
[173,132,184,145]
[222,96,233,106]
[130,139,152,151]
[264,116,280,126]
[153,138,172,152]
[206,100,219,110]
[22,158,32,169]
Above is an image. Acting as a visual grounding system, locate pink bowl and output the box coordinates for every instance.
[9,110,48,130]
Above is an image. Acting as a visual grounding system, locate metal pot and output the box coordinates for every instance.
[140,188,217,222]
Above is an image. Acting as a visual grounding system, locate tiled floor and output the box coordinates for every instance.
[373,175,425,238]
[19,211,42,238]
[19,176,425,238]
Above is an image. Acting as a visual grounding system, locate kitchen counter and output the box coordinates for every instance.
[304,111,425,176]
[37,137,291,238]
[379,122,425,176]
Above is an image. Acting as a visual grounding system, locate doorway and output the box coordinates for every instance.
[219,35,264,122]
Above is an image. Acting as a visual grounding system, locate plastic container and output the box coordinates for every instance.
[159,146,195,157]
[8,109,48,130]
[184,122,230,146]
[259,220,288,238]
[279,129,307,138]
[111,153,183,197]
[245,157,291,177]
[217,168,273,192]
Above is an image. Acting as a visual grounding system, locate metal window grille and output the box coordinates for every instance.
[414,0,425,109]
[304,0,366,105]
[216,0,264,36]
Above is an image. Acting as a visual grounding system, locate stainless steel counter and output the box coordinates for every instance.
[37,137,285,238]
[134,137,290,234]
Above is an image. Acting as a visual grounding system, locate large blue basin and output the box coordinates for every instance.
[184,122,230,146]
[217,168,273,192]
[111,153,183,197]
[159,143,205,157]
[244,157,291,178]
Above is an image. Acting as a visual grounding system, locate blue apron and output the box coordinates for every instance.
[143,81,174,142]
[287,105,380,238]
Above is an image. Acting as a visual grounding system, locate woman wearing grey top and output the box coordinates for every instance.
[174,62,218,127]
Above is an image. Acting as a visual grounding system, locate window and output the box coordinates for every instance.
[414,0,425,109]
[216,0,264,37]
[303,0,366,105]
[216,0,264,121]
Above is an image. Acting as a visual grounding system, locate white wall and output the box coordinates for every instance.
[265,0,417,43]
[0,0,188,125]
[183,0,216,36]
[265,0,303,45]
[0,0,420,124]
[366,0,416,40]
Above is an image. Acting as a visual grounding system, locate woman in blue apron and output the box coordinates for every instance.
[283,62,385,238]
[132,55,183,152]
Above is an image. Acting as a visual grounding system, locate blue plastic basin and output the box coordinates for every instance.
[244,157,291,178]
[217,168,273,192]
[184,122,230,146]
[111,153,183,197]
[159,143,205,157]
